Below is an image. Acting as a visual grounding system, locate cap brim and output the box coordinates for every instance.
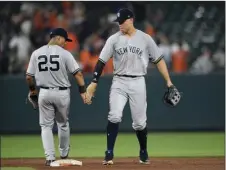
[66,38,72,42]
[113,18,128,24]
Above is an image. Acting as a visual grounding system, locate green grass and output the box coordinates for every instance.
[1,132,224,158]
[1,168,35,170]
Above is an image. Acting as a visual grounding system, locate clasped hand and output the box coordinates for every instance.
[80,82,97,105]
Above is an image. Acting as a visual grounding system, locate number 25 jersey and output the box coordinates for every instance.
[26,45,80,87]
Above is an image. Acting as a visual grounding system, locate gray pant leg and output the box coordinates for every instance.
[39,90,55,160]
[54,90,70,158]
[129,77,147,130]
[108,78,128,123]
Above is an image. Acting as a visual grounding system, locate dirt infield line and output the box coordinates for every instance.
[1,157,225,170]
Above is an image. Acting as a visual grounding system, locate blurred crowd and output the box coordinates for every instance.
[0,1,224,75]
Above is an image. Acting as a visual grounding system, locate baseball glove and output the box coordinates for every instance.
[163,85,182,107]
[26,91,39,110]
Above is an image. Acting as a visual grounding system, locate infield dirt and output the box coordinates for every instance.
[1,157,224,170]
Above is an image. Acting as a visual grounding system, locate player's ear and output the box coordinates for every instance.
[56,36,61,41]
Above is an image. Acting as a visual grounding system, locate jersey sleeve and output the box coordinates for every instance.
[65,51,80,75]
[26,51,36,76]
[99,37,114,64]
[146,35,163,64]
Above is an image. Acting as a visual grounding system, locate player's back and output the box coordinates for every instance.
[32,45,75,87]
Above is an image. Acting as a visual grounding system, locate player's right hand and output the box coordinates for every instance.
[85,92,92,105]
[29,89,38,96]
[80,92,92,105]
[87,82,97,98]
[27,89,39,110]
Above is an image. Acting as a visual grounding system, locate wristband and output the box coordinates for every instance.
[78,85,86,93]
[29,85,36,91]
[92,60,105,83]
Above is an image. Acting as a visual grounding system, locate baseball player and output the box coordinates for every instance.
[26,28,90,166]
[87,8,181,165]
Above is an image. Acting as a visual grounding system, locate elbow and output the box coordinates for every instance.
[74,71,84,79]
[75,71,83,77]
[26,75,33,82]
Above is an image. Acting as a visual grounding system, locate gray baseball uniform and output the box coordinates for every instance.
[99,30,163,130]
[26,44,80,160]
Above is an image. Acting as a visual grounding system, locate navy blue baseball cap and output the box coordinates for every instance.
[50,28,72,42]
[114,8,134,24]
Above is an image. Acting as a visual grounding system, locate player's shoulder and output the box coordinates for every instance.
[111,31,121,38]
[60,47,73,57]
[49,45,71,56]
[33,45,49,54]
[50,45,68,53]
[55,46,74,60]
[52,45,65,52]
[107,31,121,42]
[31,45,46,57]
[137,29,152,38]
[137,29,155,44]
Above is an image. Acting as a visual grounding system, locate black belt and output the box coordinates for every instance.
[115,74,143,78]
[40,86,68,90]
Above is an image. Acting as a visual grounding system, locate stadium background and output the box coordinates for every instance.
[0,1,225,170]
[0,1,225,75]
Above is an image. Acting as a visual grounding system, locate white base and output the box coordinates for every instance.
[50,159,83,167]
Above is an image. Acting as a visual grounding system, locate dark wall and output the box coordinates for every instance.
[0,73,224,134]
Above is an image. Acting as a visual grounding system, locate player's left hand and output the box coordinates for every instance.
[163,85,182,107]
[27,89,39,110]
[80,92,87,104]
